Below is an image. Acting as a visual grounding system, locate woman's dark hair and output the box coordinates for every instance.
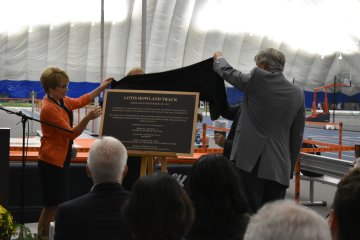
[123,173,194,240]
[332,168,360,240]
[186,154,249,240]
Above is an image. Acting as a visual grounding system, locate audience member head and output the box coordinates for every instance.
[40,67,69,94]
[123,173,194,240]
[127,67,145,76]
[328,168,360,240]
[87,136,128,185]
[186,154,249,240]
[254,48,285,72]
[244,200,331,240]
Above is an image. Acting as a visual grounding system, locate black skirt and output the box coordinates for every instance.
[38,147,71,207]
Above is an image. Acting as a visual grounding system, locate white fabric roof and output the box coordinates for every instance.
[0,0,359,95]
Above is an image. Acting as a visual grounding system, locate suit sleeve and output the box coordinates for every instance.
[289,97,305,174]
[213,58,252,91]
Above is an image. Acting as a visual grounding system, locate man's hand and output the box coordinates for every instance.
[214,132,226,147]
[213,51,223,60]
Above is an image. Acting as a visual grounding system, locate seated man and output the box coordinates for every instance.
[328,168,360,240]
[54,136,131,240]
[244,200,331,240]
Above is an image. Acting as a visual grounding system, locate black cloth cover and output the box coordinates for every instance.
[111,58,227,120]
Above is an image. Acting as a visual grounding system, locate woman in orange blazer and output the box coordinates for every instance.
[37,67,112,239]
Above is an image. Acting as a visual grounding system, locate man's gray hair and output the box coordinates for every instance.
[244,200,331,240]
[87,136,128,184]
[254,48,286,72]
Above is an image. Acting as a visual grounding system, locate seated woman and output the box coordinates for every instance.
[186,154,250,240]
[123,173,194,240]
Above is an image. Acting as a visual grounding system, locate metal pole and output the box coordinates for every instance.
[90,0,105,134]
[141,0,147,70]
[100,0,104,86]
[30,90,35,133]
[338,122,343,159]
[333,76,336,123]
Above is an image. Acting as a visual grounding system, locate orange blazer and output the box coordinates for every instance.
[38,94,91,168]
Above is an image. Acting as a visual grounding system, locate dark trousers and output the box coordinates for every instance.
[237,161,286,213]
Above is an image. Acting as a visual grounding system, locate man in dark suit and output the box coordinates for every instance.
[214,104,241,159]
[54,136,131,240]
[213,48,305,213]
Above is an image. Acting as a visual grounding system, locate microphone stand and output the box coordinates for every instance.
[0,104,72,224]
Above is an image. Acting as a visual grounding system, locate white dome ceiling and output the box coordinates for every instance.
[0,0,359,95]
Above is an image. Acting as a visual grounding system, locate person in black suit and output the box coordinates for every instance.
[214,104,241,159]
[54,136,131,240]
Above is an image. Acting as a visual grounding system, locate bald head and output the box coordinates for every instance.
[127,67,145,76]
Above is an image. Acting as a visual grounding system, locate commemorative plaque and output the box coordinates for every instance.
[100,89,199,155]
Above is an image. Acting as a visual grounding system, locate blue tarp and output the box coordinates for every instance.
[1,80,359,108]
[226,87,360,108]
[0,80,99,99]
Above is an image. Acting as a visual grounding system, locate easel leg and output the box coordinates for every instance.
[140,156,148,177]
[147,157,154,175]
[160,156,168,173]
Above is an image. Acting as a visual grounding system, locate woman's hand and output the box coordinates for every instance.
[87,106,103,120]
[100,78,113,91]
[89,78,114,100]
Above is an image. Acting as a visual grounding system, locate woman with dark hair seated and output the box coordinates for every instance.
[186,154,250,240]
[123,173,195,240]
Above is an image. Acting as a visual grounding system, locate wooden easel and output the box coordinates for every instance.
[136,153,177,176]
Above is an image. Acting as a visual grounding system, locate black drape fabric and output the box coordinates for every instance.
[111,58,227,120]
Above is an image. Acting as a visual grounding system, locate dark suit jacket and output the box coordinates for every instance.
[221,104,241,159]
[54,182,131,240]
[214,58,305,187]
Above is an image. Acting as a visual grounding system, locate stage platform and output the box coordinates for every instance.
[9,137,221,165]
